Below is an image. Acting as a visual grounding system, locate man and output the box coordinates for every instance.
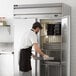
[19,22,49,76]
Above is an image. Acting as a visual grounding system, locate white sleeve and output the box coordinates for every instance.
[30,33,38,44]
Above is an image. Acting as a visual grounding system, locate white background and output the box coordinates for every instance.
[0,0,76,76]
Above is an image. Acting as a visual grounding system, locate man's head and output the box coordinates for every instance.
[32,22,42,34]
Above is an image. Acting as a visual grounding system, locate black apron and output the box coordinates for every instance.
[19,46,32,72]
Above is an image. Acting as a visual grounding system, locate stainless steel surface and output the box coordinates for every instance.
[14,3,62,9]
[14,3,62,19]
[13,3,71,76]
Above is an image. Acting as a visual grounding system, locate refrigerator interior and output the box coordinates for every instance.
[39,18,69,76]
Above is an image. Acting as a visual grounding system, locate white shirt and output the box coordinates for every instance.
[20,30,38,49]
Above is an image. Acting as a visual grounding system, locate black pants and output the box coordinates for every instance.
[19,47,32,72]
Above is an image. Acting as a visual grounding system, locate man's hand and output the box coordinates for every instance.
[43,54,49,60]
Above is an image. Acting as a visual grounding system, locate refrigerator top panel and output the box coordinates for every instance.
[14,3,62,9]
[14,3,63,19]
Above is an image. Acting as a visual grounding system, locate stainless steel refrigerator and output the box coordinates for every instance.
[14,3,71,76]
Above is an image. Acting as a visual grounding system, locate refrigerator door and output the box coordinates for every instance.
[14,18,36,76]
[61,16,70,76]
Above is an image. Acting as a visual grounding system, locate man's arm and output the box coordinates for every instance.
[33,43,49,59]
[33,43,45,56]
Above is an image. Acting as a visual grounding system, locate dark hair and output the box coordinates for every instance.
[32,22,42,29]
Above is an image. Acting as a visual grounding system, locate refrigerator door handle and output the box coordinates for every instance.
[0,52,14,55]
